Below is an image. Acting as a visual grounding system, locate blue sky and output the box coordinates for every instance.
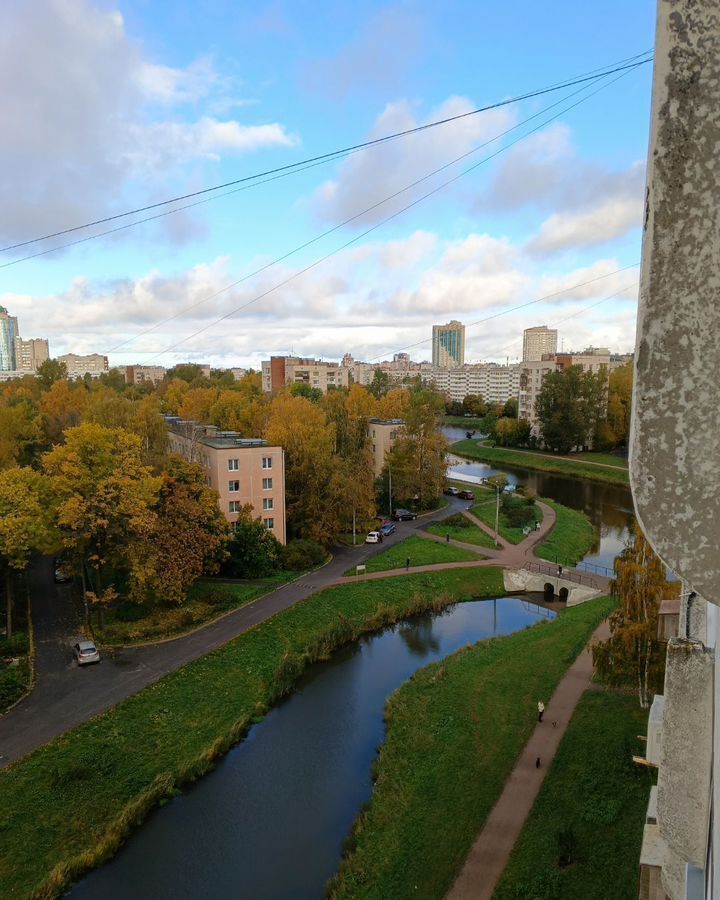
[1,0,656,368]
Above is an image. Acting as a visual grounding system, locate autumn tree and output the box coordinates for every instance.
[376,386,410,420]
[36,358,68,390]
[209,389,269,437]
[161,377,190,415]
[129,456,229,604]
[42,424,161,618]
[606,362,633,447]
[39,379,88,445]
[382,389,448,509]
[178,387,219,423]
[0,467,57,637]
[0,401,42,469]
[593,525,679,708]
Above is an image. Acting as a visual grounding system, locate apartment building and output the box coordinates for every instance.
[261,356,349,393]
[165,417,286,543]
[428,363,521,405]
[58,353,109,378]
[125,365,167,385]
[522,325,558,362]
[0,307,19,371]
[432,320,465,368]
[15,337,49,372]
[368,418,404,477]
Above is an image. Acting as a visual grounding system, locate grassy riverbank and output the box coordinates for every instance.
[344,535,480,576]
[327,596,615,900]
[471,493,542,544]
[0,567,505,900]
[93,573,300,647]
[536,499,597,568]
[452,440,630,486]
[494,690,650,900]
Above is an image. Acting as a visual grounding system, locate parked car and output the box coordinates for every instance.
[53,558,72,584]
[379,522,396,537]
[458,490,475,500]
[444,486,460,496]
[365,531,383,544]
[393,508,417,521]
[73,640,100,666]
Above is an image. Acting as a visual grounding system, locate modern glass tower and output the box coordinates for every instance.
[0,307,18,371]
[432,320,465,368]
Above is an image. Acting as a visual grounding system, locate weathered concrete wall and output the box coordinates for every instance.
[502,569,601,605]
[630,0,720,603]
[657,639,713,871]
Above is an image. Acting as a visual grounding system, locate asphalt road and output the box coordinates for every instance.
[0,499,467,769]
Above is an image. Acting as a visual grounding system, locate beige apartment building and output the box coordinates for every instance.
[165,417,286,543]
[368,418,404,477]
[125,365,167,385]
[15,337,49,372]
[522,325,558,362]
[58,353,109,378]
[261,356,349,394]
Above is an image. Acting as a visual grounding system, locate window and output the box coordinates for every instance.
[228,480,240,493]
[262,457,273,469]
[262,477,273,490]
[263,518,274,530]
[228,458,239,471]
[263,497,273,511]
[229,501,240,513]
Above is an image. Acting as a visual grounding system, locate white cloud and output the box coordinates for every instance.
[0,0,297,246]
[311,96,516,226]
[526,196,643,255]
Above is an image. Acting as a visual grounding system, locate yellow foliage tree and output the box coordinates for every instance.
[39,379,88,445]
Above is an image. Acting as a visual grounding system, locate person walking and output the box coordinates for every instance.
[446,532,451,543]
[406,557,410,571]
[537,700,545,722]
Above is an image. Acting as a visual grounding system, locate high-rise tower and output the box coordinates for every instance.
[432,320,465,368]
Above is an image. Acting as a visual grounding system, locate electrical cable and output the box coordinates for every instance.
[0,51,652,256]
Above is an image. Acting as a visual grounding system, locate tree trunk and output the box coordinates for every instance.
[5,569,13,641]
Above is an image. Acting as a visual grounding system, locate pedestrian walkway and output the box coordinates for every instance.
[446,619,611,900]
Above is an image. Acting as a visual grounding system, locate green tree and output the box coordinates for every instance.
[536,366,607,453]
[606,362,633,447]
[462,394,486,416]
[368,369,390,398]
[593,526,678,708]
[36,358,68,390]
[0,468,57,637]
[290,383,323,403]
[222,505,282,579]
[503,396,518,418]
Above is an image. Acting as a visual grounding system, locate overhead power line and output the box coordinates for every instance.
[0,51,652,258]
[134,63,644,360]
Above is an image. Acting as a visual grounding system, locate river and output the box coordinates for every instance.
[67,598,552,899]
[442,426,634,574]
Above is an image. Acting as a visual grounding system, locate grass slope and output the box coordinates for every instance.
[493,690,651,900]
[426,521,495,549]
[328,596,615,900]
[345,535,480,576]
[0,567,505,900]
[536,499,597,568]
[472,495,542,544]
[452,441,630,486]
[93,573,300,647]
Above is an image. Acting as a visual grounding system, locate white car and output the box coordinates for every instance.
[73,640,100,666]
[365,531,383,544]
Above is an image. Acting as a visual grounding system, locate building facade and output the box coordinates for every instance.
[261,356,350,394]
[58,353,109,378]
[165,417,286,544]
[368,418,404,477]
[429,363,521,405]
[0,307,19,371]
[15,338,49,372]
[522,325,558,362]
[125,365,167,385]
[432,320,465,368]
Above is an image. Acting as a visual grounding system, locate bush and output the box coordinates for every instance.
[281,539,327,571]
[443,512,473,529]
[222,517,283,579]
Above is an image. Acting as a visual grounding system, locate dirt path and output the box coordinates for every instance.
[446,619,611,900]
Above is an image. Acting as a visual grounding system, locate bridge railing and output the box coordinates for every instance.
[522,559,610,587]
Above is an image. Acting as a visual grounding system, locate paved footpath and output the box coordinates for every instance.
[446,619,611,900]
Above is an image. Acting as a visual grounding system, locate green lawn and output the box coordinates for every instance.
[426,519,496,550]
[443,415,487,429]
[536,499,597,568]
[328,596,616,900]
[472,494,542,544]
[0,567,506,900]
[493,690,650,900]
[452,441,630,486]
[568,451,628,468]
[345,535,480,576]
[93,572,300,646]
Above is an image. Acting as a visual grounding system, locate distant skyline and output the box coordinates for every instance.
[1,0,654,369]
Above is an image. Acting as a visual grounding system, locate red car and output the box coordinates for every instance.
[458,490,475,500]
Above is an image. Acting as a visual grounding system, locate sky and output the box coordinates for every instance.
[0,0,657,370]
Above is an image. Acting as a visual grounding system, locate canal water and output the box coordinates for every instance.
[443,426,634,574]
[68,598,552,900]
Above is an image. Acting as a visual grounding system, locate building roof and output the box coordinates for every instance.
[164,416,268,449]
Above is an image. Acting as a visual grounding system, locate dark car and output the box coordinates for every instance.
[54,558,72,584]
[393,508,417,521]
[444,486,460,496]
[379,522,396,537]
[458,490,475,500]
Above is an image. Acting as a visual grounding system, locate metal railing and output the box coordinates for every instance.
[521,559,610,587]
[575,560,614,578]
